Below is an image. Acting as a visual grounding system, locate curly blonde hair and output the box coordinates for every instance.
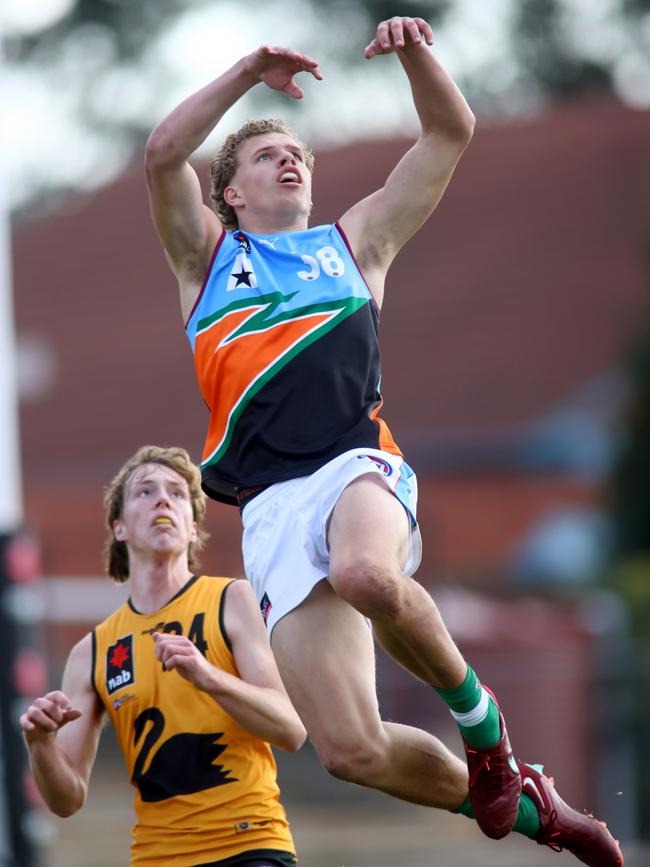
[103,445,209,583]
[209,118,315,230]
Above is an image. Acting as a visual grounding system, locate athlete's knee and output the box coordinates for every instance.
[330,559,404,620]
[315,733,387,785]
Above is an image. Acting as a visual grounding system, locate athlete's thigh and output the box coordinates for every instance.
[271,580,382,747]
[328,473,410,574]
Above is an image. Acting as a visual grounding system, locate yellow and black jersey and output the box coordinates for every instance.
[92,575,295,867]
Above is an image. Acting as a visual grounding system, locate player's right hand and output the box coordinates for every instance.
[20,690,82,742]
[364,16,434,59]
[247,45,323,99]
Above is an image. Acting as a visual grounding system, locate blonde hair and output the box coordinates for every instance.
[103,445,209,583]
[209,118,315,230]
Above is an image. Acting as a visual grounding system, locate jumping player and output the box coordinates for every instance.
[20,445,306,867]
[144,15,623,866]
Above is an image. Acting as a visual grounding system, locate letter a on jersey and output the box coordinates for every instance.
[227,253,257,292]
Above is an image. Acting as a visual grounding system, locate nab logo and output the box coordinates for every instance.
[260,593,272,626]
[106,634,135,696]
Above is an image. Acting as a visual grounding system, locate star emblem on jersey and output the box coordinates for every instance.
[231,266,253,287]
[227,252,258,292]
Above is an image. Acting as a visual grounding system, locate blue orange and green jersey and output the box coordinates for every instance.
[185,223,401,505]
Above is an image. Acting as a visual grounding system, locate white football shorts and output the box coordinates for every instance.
[241,447,422,633]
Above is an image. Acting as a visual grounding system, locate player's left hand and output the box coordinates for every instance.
[153,632,215,692]
[364,16,433,60]
[247,45,323,99]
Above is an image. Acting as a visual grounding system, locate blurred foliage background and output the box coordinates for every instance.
[6,0,650,209]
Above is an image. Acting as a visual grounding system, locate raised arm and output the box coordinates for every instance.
[145,47,322,321]
[339,17,475,306]
[20,633,105,817]
[153,580,306,751]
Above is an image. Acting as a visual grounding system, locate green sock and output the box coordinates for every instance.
[435,665,501,748]
[451,794,541,838]
[450,796,474,818]
[513,793,541,837]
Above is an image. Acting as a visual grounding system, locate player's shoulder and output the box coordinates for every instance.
[221,577,259,621]
[62,631,94,691]
[222,576,255,603]
[192,574,240,610]
[69,631,93,660]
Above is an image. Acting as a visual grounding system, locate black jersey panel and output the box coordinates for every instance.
[202,302,385,503]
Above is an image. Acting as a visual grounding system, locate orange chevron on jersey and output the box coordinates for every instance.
[194,291,367,466]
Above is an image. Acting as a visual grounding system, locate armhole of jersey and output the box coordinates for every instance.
[218,579,235,655]
[90,629,100,701]
[334,221,381,315]
[184,227,226,329]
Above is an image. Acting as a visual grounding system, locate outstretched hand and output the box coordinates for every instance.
[249,45,323,99]
[364,16,433,59]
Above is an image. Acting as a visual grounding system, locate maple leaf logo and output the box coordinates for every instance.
[109,642,130,669]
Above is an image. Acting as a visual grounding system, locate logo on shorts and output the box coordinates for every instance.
[360,454,393,477]
[106,634,135,695]
[260,593,272,626]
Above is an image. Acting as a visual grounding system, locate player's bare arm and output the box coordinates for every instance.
[153,580,306,752]
[20,633,105,817]
[145,46,323,321]
[339,16,475,306]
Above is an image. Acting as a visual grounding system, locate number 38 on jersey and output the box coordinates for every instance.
[297,246,346,281]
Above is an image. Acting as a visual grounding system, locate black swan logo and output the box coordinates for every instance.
[131,707,238,802]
